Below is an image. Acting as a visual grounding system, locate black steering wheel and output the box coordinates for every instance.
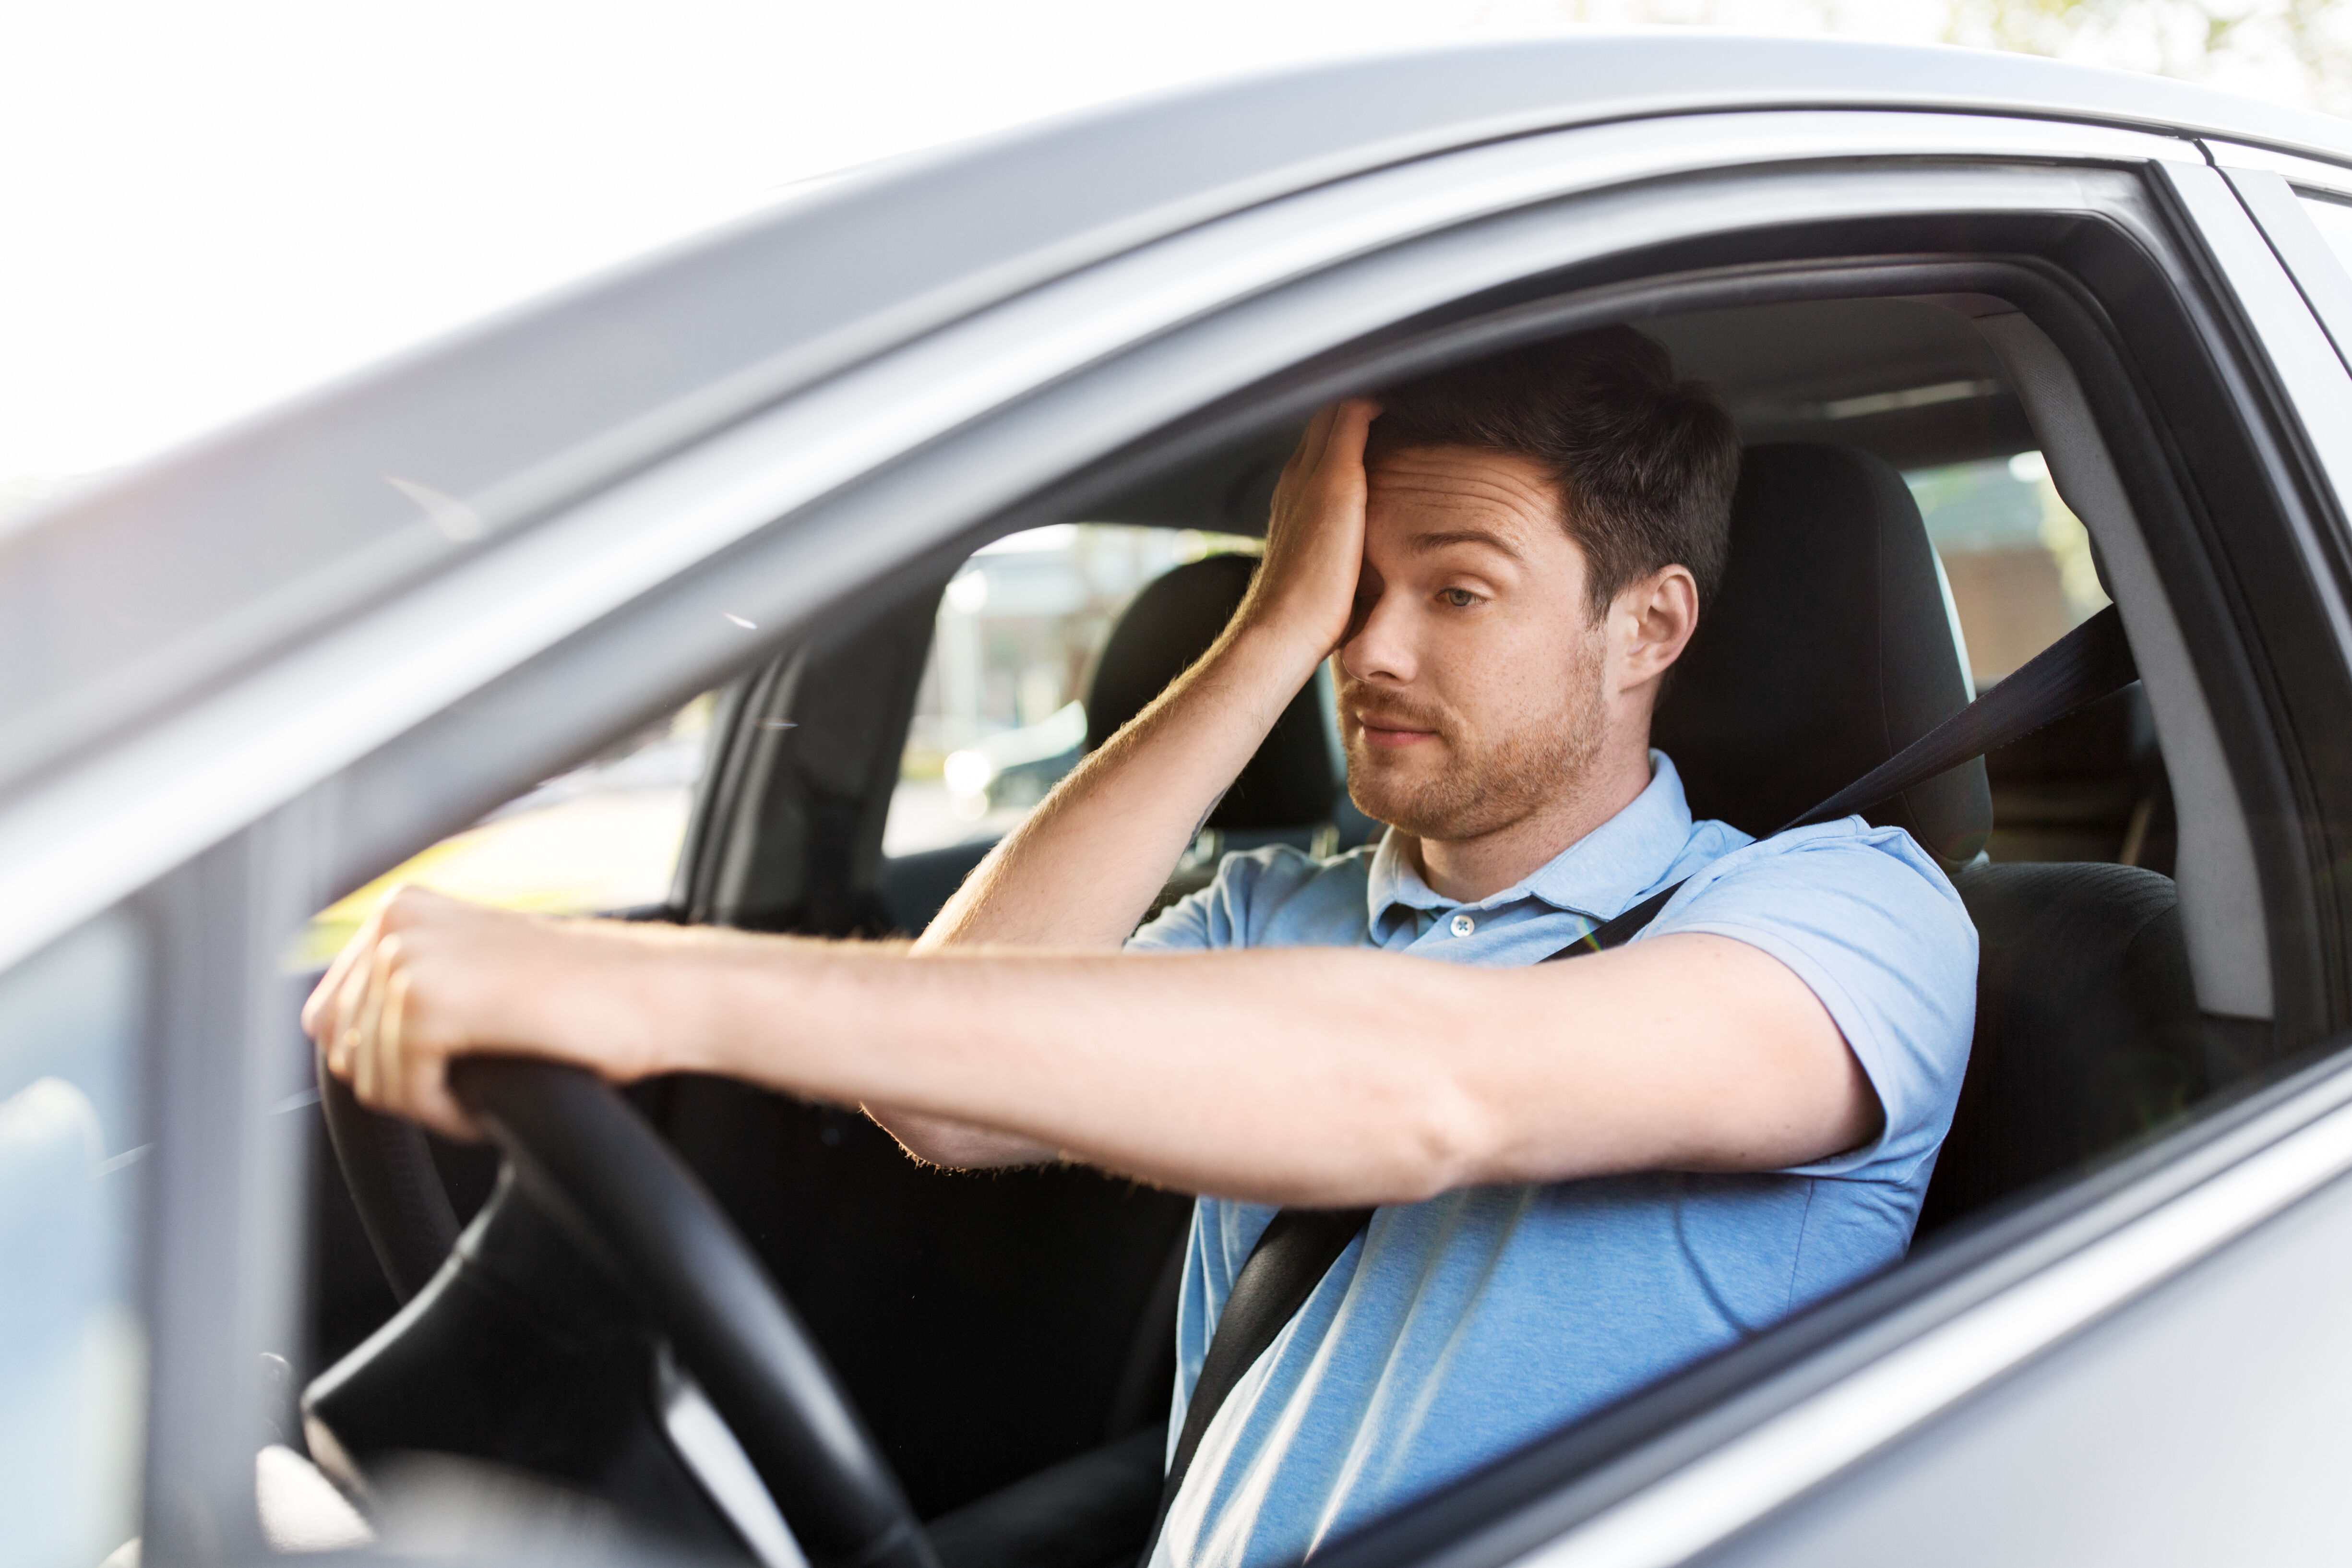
[312,1053,936,1568]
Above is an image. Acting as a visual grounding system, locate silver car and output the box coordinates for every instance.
[11,32,2352,1568]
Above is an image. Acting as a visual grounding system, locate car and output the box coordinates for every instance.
[12,29,2352,1568]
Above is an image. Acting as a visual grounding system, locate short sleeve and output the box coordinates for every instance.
[1645,821,1977,1181]
[1125,844,1371,956]
[1124,849,1276,954]
[1127,884,1224,954]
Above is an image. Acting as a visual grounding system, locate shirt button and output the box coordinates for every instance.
[1449,912,1476,938]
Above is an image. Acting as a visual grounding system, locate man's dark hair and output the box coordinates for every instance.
[1367,326,1741,617]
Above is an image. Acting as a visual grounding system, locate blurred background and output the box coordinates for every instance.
[0,0,2331,956]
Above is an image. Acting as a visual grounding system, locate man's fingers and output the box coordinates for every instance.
[350,940,402,1109]
[327,946,374,1074]
[380,966,410,1107]
[1284,399,1381,508]
[1286,405,1338,490]
[1312,399,1381,486]
[304,901,386,1040]
[350,956,384,1102]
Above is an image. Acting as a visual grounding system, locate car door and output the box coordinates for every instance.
[11,43,2352,1565]
[624,108,2352,1568]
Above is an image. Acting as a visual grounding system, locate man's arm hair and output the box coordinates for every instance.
[870,406,1380,1166]
[867,623,1317,1165]
[308,888,1886,1203]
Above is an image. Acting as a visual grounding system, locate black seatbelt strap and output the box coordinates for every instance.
[1147,605,2138,1548]
[1145,900,1668,1550]
[1541,604,2138,965]
[1147,1208,1371,1546]
[1779,602,2138,836]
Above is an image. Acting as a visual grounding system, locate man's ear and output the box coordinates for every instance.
[1612,565,1700,691]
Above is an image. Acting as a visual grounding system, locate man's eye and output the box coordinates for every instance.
[1441,588,1480,609]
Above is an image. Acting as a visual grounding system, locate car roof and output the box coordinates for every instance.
[6,33,2348,812]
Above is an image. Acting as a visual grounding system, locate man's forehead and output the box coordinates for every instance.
[1365,444,1567,544]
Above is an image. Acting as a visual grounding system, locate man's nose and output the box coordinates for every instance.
[1338,588,1417,685]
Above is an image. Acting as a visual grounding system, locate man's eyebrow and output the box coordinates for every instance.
[1408,527,1527,563]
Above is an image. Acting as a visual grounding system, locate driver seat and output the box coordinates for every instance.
[1656,443,2207,1233]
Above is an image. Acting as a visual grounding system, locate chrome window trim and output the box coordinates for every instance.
[2212,163,2352,383]
[0,109,2203,970]
[2202,137,2352,199]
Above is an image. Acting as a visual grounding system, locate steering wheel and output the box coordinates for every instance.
[313,1052,937,1568]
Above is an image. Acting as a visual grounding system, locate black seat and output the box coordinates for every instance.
[1918,861,2206,1236]
[882,555,1346,935]
[1084,553,1342,844]
[1655,443,1991,863]
[1658,443,2204,1231]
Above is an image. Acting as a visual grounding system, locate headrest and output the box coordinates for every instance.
[1653,443,1991,866]
[1084,555,1340,829]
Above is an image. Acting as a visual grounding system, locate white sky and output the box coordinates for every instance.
[0,0,2088,496]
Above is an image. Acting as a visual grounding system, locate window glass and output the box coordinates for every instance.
[886,525,1257,857]
[2296,190,2352,273]
[1907,450,2110,684]
[299,695,716,966]
[0,912,148,1568]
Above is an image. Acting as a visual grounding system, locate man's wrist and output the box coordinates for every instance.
[1215,617,1330,706]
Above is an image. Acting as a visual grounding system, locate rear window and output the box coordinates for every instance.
[1907,450,2109,685]
[885,524,1256,857]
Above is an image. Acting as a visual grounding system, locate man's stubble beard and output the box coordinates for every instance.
[1343,627,1611,844]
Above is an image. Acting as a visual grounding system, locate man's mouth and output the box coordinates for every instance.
[1354,714,1440,751]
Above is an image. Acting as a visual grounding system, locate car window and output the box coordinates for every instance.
[884,524,1258,857]
[2295,189,2352,274]
[0,911,148,1568]
[1906,449,2109,684]
[299,694,716,966]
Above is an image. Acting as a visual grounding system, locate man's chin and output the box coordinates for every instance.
[1347,765,1466,840]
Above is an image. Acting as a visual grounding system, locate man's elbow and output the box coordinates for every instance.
[1383,1080,1503,1202]
[867,1107,1055,1171]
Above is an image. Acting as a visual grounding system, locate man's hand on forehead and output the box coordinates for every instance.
[1235,399,1381,664]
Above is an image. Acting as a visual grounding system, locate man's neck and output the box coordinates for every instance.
[1405,741,1656,904]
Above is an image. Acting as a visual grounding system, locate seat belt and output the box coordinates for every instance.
[1146,605,2137,1546]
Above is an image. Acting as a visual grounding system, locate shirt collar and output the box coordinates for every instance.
[1364,750,1695,927]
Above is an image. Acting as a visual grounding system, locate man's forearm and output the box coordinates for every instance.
[917,623,1319,954]
[919,400,1376,954]
[654,933,1874,1205]
[874,624,1321,1167]
[878,404,1376,1162]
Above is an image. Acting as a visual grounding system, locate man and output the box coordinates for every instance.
[307,328,1975,1568]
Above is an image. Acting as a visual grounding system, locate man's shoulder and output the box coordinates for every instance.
[1648,814,1977,1011]
[1668,814,1963,912]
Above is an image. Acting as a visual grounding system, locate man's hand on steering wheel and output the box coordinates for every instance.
[301,886,674,1141]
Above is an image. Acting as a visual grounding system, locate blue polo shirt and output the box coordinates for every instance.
[1127,752,1975,1568]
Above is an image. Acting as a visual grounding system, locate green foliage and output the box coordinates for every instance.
[1528,0,2352,113]
[1940,0,2352,110]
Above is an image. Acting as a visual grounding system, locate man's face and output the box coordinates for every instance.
[1337,445,1612,842]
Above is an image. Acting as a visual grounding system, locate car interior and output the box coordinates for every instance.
[292,290,2250,1567]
